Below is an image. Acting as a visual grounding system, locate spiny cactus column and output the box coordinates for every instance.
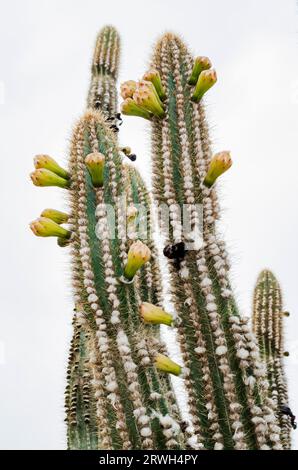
[69,110,184,449]
[121,33,283,450]
[253,270,293,449]
[87,25,120,116]
[65,25,122,449]
[30,109,184,449]
[65,310,98,449]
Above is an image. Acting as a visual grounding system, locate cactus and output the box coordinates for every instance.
[121,32,284,450]
[29,23,293,450]
[253,270,293,449]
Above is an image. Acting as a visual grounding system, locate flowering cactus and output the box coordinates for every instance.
[30,26,186,450]
[121,32,284,450]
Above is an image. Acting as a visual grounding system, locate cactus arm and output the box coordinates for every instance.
[121,32,283,449]
[65,110,183,449]
[60,26,183,450]
[253,270,292,449]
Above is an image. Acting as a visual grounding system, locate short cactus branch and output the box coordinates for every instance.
[253,270,293,449]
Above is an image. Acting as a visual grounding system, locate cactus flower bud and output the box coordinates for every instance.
[123,240,151,280]
[30,217,71,239]
[121,98,152,120]
[143,69,166,101]
[140,302,173,326]
[284,351,290,357]
[154,354,182,376]
[203,151,232,188]
[30,169,70,188]
[133,81,165,118]
[191,69,217,103]
[283,311,290,317]
[188,56,212,85]
[40,208,69,224]
[34,155,69,180]
[85,152,105,187]
[127,205,138,222]
[120,80,138,99]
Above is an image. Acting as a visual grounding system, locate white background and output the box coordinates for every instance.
[0,0,297,450]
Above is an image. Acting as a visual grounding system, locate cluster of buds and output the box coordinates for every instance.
[30,155,70,188]
[85,152,105,187]
[203,151,232,188]
[123,240,151,281]
[187,56,217,102]
[120,70,166,120]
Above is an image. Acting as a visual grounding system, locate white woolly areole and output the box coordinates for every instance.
[214,442,224,450]
[216,345,227,356]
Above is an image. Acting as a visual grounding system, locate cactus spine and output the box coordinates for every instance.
[253,270,292,449]
[121,32,284,449]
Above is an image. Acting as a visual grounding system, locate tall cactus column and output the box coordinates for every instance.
[253,270,293,449]
[121,33,283,450]
[30,108,184,449]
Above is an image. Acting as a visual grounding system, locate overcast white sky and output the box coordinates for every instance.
[0,0,297,450]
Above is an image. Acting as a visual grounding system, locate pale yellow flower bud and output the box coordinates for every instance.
[140,303,173,326]
[34,155,69,179]
[124,240,151,280]
[30,217,71,239]
[155,354,182,376]
[85,152,105,187]
[203,151,232,188]
[30,169,70,188]
[121,98,152,120]
[40,209,69,224]
[188,56,212,85]
[191,69,217,103]
[143,69,166,101]
[120,80,138,99]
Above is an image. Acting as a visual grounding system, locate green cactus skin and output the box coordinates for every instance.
[127,32,283,450]
[253,270,292,449]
